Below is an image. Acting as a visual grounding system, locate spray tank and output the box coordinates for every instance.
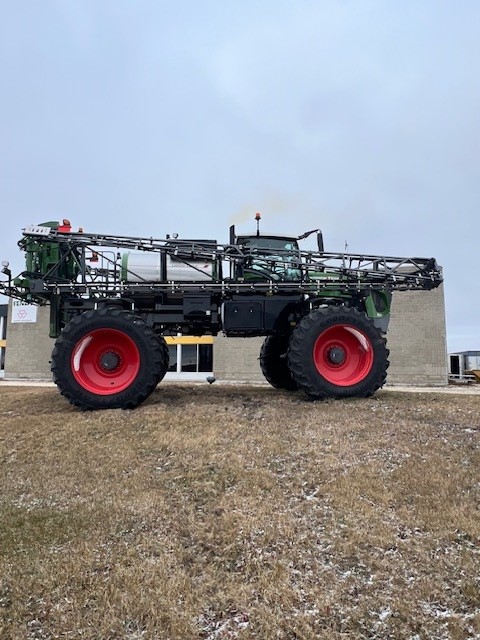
[120,236,219,283]
[120,252,216,282]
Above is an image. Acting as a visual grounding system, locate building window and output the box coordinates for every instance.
[165,335,214,379]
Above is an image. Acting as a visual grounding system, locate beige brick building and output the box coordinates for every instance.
[385,287,447,385]
[5,303,55,379]
[4,285,447,385]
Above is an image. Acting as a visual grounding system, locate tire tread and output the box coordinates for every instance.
[51,308,169,410]
[288,307,389,399]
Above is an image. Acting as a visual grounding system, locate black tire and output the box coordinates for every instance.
[51,308,169,410]
[259,335,298,391]
[288,307,389,399]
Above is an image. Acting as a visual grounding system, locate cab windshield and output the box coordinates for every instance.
[237,236,301,281]
[238,236,299,255]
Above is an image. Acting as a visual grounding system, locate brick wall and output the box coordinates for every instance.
[4,303,54,379]
[213,334,264,382]
[386,285,447,385]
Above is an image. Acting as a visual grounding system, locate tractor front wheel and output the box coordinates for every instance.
[288,307,389,399]
[51,308,169,409]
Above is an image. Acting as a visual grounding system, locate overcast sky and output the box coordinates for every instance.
[0,0,478,352]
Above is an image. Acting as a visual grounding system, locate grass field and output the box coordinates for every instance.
[0,384,479,639]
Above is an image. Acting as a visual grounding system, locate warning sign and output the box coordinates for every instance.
[12,300,38,324]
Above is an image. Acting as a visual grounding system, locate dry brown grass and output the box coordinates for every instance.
[0,384,479,639]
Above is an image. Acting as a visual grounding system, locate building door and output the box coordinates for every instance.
[449,355,460,376]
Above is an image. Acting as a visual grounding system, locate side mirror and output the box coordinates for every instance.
[317,231,324,253]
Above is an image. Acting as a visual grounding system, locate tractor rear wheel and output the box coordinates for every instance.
[260,335,298,391]
[288,307,389,399]
[51,308,169,410]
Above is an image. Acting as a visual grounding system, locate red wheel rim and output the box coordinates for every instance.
[71,329,141,395]
[313,324,374,386]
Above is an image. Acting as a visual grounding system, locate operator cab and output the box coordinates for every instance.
[229,215,323,282]
[230,225,302,282]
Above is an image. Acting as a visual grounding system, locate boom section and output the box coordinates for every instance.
[0,225,443,302]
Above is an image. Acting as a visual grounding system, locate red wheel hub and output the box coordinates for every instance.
[313,324,373,386]
[71,329,140,395]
